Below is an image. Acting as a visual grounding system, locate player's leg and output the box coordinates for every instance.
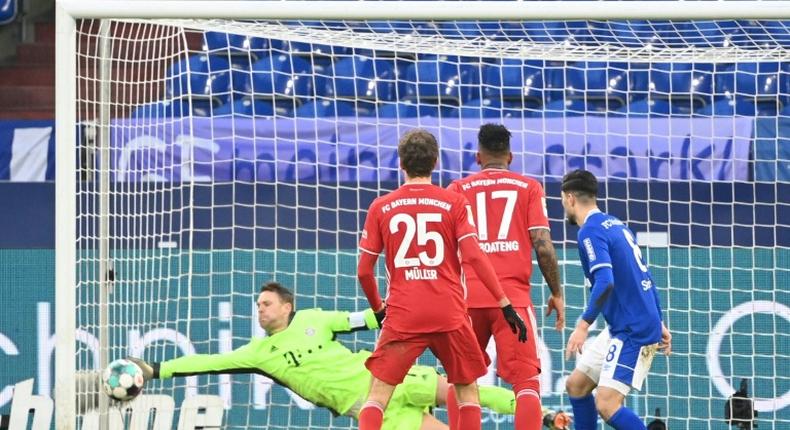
[419,414,449,430]
[566,327,610,430]
[429,323,489,430]
[444,309,493,430]
[362,328,429,430]
[489,306,542,430]
[595,335,658,430]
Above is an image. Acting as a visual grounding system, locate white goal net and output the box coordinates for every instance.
[60,8,789,430]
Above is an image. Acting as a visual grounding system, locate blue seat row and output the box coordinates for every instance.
[160,53,790,114]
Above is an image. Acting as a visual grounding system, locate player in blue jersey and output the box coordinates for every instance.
[559,170,672,430]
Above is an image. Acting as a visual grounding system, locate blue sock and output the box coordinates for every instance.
[569,394,598,430]
[607,406,647,430]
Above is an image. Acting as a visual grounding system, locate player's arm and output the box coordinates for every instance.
[531,228,565,330]
[129,341,260,381]
[566,229,613,359]
[527,182,565,330]
[357,202,385,314]
[325,308,383,334]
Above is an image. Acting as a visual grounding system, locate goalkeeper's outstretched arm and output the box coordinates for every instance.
[129,342,260,380]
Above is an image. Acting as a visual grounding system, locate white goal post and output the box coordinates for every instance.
[55,1,790,430]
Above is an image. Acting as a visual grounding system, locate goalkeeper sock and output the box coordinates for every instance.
[446,385,460,430]
[458,402,482,430]
[478,385,515,414]
[359,401,384,430]
[514,384,542,430]
[569,394,598,430]
[607,406,647,430]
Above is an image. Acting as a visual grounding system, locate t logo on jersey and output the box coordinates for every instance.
[361,229,368,240]
[583,238,596,261]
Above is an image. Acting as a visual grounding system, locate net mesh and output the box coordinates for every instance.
[72,17,790,429]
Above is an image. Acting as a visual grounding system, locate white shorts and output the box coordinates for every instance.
[575,327,658,396]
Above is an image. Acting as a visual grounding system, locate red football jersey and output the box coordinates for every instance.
[448,169,550,308]
[358,183,478,333]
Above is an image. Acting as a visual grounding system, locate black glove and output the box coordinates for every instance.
[501,305,528,342]
[127,357,154,381]
[374,306,386,327]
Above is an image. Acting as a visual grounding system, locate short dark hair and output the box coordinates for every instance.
[260,281,294,307]
[561,169,598,199]
[478,123,511,156]
[398,129,439,178]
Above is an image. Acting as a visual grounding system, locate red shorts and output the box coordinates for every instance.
[365,321,488,385]
[469,306,541,385]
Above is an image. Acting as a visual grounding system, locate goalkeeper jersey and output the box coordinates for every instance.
[155,308,380,416]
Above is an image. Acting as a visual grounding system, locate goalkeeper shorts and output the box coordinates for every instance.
[381,365,439,430]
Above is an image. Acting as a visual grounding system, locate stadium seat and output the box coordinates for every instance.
[615,98,674,116]
[453,98,507,118]
[377,102,444,118]
[542,98,591,117]
[695,98,759,117]
[0,0,17,25]
[714,62,788,115]
[212,97,275,116]
[131,99,192,119]
[325,56,398,102]
[639,63,714,110]
[401,55,481,104]
[295,99,359,117]
[203,31,268,64]
[482,59,544,109]
[167,54,232,113]
[564,62,629,110]
[241,54,313,100]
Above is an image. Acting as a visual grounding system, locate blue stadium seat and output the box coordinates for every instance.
[326,56,397,102]
[401,55,481,104]
[295,99,358,117]
[564,62,629,110]
[615,98,674,116]
[131,99,191,119]
[167,54,232,113]
[542,99,591,117]
[644,63,714,109]
[203,32,268,61]
[212,97,275,116]
[241,54,313,100]
[695,98,758,117]
[678,21,743,48]
[715,62,788,115]
[455,98,506,118]
[0,0,17,24]
[377,102,443,118]
[482,59,543,108]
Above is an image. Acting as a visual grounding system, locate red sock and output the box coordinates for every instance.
[458,402,481,430]
[514,387,542,430]
[358,401,384,430]
[446,385,460,430]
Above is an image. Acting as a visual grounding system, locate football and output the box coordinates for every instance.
[101,358,145,401]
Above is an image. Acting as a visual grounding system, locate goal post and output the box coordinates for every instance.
[55,2,790,430]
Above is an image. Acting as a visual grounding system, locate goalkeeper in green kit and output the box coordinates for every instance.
[129,282,569,429]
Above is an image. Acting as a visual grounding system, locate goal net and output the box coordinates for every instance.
[60,6,789,430]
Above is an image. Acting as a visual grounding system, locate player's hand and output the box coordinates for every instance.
[501,305,528,342]
[546,294,565,331]
[658,322,672,355]
[126,357,154,381]
[565,325,589,360]
[374,305,386,327]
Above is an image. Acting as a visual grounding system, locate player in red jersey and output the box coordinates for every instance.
[356,129,528,430]
[447,124,566,430]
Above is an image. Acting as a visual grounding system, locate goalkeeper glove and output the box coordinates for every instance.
[127,357,154,381]
[542,408,572,429]
[501,305,528,342]
[374,306,386,327]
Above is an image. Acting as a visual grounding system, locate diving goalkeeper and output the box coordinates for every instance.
[129,282,570,430]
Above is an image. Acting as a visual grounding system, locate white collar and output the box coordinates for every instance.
[583,208,602,225]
